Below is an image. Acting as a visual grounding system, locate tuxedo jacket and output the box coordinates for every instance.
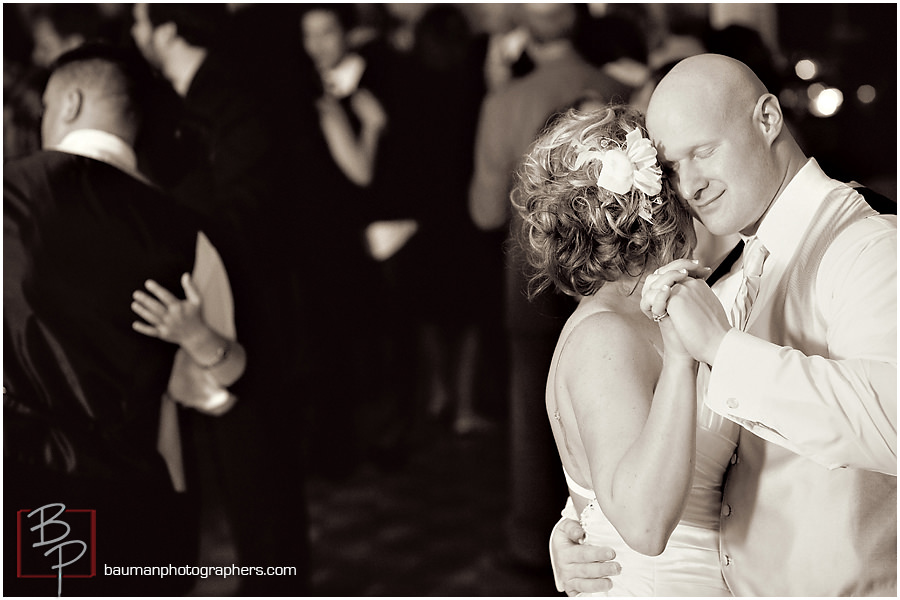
[4,150,199,488]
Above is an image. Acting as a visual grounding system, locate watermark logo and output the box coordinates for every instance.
[17,504,96,596]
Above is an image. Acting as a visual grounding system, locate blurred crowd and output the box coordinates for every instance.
[5,3,882,596]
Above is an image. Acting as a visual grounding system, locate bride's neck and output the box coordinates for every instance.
[583,272,650,310]
[614,272,649,298]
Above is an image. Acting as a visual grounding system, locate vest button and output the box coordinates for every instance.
[723,554,732,567]
[721,503,732,517]
[730,452,738,465]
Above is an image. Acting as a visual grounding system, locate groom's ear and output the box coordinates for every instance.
[755,93,783,147]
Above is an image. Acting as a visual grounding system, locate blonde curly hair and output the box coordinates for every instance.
[510,104,695,299]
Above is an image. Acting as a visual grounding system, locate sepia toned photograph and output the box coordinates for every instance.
[4,3,896,597]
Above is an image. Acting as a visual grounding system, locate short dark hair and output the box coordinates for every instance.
[145,4,229,49]
[50,42,154,129]
[299,4,358,32]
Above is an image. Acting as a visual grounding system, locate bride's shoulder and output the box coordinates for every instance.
[564,308,645,357]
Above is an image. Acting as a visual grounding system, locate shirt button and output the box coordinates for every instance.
[721,503,732,517]
[722,555,732,567]
[726,397,739,409]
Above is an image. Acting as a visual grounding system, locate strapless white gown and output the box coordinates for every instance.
[562,398,737,596]
[552,300,739,596]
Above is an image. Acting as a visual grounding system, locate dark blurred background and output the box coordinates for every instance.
[4,3,896,597]
[5,4,897,196]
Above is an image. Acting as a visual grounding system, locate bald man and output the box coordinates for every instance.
[551,54,896,596]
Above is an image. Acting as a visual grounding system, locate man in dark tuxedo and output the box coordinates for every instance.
[4,43,214,596]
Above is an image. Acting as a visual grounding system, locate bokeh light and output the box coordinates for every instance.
[808,86,844,117]
[857,84,877,104]
[806,82,825,100]
[795,59,818,80]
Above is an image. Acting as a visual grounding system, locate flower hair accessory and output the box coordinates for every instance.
[571,128,663,223]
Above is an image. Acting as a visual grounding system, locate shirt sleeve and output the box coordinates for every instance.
[706,217,897,474]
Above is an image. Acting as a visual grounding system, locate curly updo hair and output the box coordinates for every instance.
[510,103,695,299]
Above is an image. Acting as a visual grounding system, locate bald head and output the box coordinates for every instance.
[643,54,806,237]
[647,54,769,143]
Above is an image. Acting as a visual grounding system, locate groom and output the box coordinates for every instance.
[551,54,897,596]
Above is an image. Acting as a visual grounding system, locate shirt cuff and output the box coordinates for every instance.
[706,330,790,437]
[706,330,812,460]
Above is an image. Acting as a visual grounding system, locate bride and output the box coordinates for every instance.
[510,104,738,596]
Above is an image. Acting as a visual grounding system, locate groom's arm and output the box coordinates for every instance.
[550,517,621,595]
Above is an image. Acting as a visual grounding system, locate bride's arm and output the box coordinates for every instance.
[565,312,698,556]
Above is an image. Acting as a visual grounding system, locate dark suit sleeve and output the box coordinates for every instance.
[4,167,36,306]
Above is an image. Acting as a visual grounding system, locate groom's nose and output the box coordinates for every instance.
[678,162,708,204]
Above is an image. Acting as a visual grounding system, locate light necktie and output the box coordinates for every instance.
[729,236,770,331]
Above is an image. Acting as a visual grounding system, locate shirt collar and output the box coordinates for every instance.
[746,158,831,264]
[50,129,149,184]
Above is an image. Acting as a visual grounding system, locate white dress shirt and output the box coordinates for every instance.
[707,158,897,474]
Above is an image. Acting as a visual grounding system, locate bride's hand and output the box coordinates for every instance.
[640,259,710,321]
[642,260,710,361]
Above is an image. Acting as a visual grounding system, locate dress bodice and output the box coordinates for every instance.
[565,395,738,526]
[549,298,738,596]
[682,378,740,529]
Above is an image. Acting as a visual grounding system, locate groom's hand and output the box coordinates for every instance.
[551,518,621,596]
[665,278,731,365]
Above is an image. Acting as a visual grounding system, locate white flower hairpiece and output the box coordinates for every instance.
[571,128,663,223]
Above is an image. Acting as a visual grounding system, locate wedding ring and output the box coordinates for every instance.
[652,312,669,323]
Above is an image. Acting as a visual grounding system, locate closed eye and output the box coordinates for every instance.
[693,146,717,159]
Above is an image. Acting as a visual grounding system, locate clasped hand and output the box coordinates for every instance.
[131,273,206,346]
[552,518,621,596]
[640,259,731,365]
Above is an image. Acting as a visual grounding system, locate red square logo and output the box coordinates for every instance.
[17,504,96,579]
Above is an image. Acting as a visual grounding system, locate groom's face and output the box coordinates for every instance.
[647,90,775,238]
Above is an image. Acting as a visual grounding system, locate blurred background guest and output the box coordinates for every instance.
[4,4,101,161]
[296,2,389,477]
[130,4,312,594]
[468,2,632,574]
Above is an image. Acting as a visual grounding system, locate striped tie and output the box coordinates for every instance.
[729,237,769,331]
